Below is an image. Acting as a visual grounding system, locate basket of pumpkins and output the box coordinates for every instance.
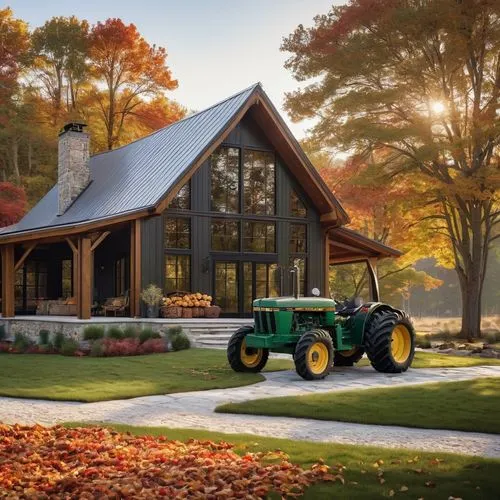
[160,292,220,319]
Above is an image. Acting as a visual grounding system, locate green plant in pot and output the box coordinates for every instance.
[140,284,163,318]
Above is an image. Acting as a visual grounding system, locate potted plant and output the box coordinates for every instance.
[140,284,163,318]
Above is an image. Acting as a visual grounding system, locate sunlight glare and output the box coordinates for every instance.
[431,100,445,114]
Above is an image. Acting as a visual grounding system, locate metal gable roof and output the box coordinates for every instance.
[1,83,259,237]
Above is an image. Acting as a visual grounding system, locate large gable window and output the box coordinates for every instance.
[243,150,275,215]
[211,219,239,251]
[243,221,275,253]
[290,189,307,217]
[165,217,191,249]
[168,181,190,210]
[211,147,240,213]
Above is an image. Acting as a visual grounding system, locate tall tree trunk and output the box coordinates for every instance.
[11,138,20,185]
[458,269,482,340]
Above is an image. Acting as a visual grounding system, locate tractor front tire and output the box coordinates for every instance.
[227,326,269,373]
[364,309,415,373]
[294,329,333,380]
[334,347,365,367]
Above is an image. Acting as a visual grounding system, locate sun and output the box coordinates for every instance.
[430,100,445,114]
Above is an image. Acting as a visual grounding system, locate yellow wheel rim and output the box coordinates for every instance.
[391,325,412,363]
[307,342,330,375]
[240,338,263,368]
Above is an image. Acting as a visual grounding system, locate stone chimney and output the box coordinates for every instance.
[58,122,90,215]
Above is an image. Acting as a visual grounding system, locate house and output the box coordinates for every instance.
[0,83,400,319]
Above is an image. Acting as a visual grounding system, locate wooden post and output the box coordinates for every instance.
[1,244,15,317]
[66,238,79,299]
[367,257,380,302]
[323,230,330,298]
[78,237,92,319]
[129,220,142,317]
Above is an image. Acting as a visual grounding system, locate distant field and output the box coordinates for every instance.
[412,316,500,336]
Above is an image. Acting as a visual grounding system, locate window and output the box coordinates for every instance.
[211,147,240,212]
[243,222,275,253]
[243,150,275,215]
[165,217,191,249]
[165,255,191,292]
[214,262,238,313]
[289,257,306,296]
[62,259,72,298]
[290,190,307,217]
[168,181,190,210]
[211,219,239,251]
[290,224,307,253]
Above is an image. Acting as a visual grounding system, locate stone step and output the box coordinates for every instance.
[197,334,233,341]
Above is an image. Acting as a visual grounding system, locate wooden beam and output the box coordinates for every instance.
[14,242,36,272]
[65,237,78,255]
[329,255,375,265]
[0,208,151,245]
[66,238,79,300]
[90,231,110,252]
[323,232,330,298]
[1,244,15,317]
[78,237,92,320]
[129,220,142,317]
[330,239,372,255]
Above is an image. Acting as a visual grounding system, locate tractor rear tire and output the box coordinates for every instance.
[364,309,415,373]
[334,347,365,367]
[294,329,333,380]
[227,326,269,373]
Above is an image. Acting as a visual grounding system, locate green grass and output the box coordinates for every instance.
[65,422,500,499]
[0,349,290,402]
[217,377,500,435]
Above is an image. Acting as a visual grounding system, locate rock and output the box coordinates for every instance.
[479,350,498,358]
[448,349,472,357]
[457,344,468,350]
[438,342,456,350]
[471,347,483,354]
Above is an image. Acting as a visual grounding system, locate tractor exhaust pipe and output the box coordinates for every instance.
[291,260,300,299]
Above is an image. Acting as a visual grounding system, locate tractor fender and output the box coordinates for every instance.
[350,302,402,346]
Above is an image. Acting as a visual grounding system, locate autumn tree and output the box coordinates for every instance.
[0,182,26,226]
[283,0,500,338]
[30,16,89,121]
[88,18,178,150]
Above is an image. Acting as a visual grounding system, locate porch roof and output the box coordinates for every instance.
[328,227,402,264]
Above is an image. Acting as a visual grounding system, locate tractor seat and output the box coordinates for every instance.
[336,297,364,317]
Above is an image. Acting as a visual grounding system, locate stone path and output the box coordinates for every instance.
[1,365,500,458]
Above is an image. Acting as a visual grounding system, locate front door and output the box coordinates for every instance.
[214,261,280,317]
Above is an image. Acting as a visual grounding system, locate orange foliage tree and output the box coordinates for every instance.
[283,0,500,337]
[88,18,179,150]
[0,182,27,227]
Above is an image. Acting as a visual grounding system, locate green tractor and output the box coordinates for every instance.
[227,263,415,380]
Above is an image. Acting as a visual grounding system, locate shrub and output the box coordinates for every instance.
[166,325,183,337]
[139,327,161,343]
[0,324,6,342]
[138,338,166,354]
[123,325,139,338]
[83,325,105,341]
[416,335,432,349]
[38,329,50,345]
[106,326,125,340]
[90,339,105,357]
[13,333,31,353]
[486,331,498,344]
[171,332,191,351]
[60,338,79,356]
[53,331,65,351]
[140,283,163,306]
[102,338,140,357]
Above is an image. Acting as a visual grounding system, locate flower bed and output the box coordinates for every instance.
[0,424,337,498]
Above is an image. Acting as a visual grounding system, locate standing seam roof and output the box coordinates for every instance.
[1,83,258,236]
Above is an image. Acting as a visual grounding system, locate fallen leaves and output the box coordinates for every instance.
[0,424,340,498]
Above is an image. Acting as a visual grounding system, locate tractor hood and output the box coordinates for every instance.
[253,296,336,310]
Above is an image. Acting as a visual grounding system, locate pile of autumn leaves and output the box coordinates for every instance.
[0,424,341,498]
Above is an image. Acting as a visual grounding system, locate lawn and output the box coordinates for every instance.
[65,422,500,499]
[358,350,500,368]
[217,377,500,435]
[0,349,291,402]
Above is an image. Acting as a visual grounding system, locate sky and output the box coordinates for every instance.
[9,0,343,139]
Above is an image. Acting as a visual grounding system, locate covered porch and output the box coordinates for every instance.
[324,226,402,302]
[0,220,142,320]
